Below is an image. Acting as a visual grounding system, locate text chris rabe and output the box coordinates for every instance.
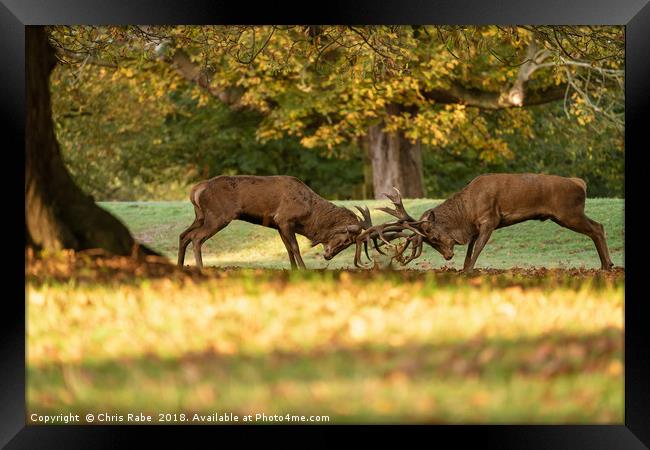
[29,412,331,424]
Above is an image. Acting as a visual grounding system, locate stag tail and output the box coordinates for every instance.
[569,177,587,193]
[188,183,208,231]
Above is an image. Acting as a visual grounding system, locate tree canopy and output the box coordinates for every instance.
[48,25,624,199]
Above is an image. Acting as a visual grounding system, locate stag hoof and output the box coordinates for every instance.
[601,262,614,271]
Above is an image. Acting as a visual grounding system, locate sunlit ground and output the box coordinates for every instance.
[26,254,623,424]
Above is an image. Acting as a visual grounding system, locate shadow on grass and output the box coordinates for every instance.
[26,250,625,289]
[26,245,626,291]
[29,326,621,398]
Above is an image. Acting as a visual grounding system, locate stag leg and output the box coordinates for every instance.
[177,206,204,267]
[288,234,306,269]
[463,223,496,273]
[552,214,614,270]
[278,230,298,269]
[190,217,230,270]
[587,218,614,270]
[279,224,306,269]
[178,233,192,268]
[463,236,477,272]
[178,223,202,268]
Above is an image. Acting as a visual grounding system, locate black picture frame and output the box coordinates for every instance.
[5,1,648,447]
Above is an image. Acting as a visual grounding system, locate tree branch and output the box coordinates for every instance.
[163,47,246,108]
[423,82,567,110]
[54,47,119,68]
[505,39,552,106]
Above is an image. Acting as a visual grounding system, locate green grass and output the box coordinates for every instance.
[27,269,623,424]
[26,197,624,423]
[99,198,624,270]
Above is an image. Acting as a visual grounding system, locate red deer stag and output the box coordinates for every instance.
[353,174,614,272]
[177,175,375,269]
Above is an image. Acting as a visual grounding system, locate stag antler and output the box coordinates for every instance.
[353,205,387,262]
[351,188,428,268]
[354,205,372,228]
[376,187,416,222]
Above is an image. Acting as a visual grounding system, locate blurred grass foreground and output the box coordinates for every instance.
[26,251,623,424]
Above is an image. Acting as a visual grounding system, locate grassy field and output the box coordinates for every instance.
[26,198,624,424]
[99,198,624,270]
[27,262,623,424]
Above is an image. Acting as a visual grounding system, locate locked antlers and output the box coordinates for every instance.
[352,187,429,268]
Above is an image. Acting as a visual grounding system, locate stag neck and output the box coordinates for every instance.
[431,196,473,244]
[302,199,360,244]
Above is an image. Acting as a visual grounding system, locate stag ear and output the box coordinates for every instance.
[346,224,361,233]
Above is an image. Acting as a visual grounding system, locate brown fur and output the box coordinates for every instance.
[177,175,361,269]
[418,173,614,271]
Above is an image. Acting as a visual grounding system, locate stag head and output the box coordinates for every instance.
[322,206,374,260]
[417,209,455,261]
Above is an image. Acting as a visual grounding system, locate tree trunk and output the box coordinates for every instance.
[367,105,425,199]
[25,26,155,257]
[357,135,374,199]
